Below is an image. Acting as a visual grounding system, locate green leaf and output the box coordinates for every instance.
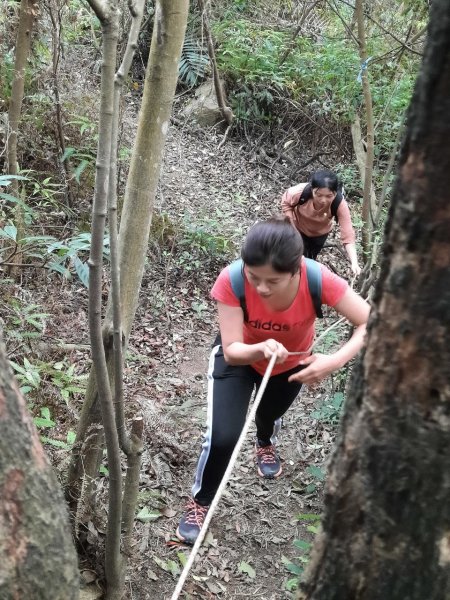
[0,174,28,185]
[284,561,303,575]
[307,524,320,534]
[66,430,76,444]
[153,556,180,576]
[136,507,162,522]
[0,192,35,217]
[9,360,26,375]
[307,465,326,481]
[332,392,344,408]
[0,192,23,204]
[60,147,76,161]
[40,436,70,449]
[73,159,90,183]
[47,261,71,278]
[167,560,181,577]
[294,539,312,551]
[20,235,57,245]
[286,577,299,591]
[73,255,89,288]
[40,406,51,420]
[0,225,17,241]
[296,513,321,522]
[305,483,316,493]
[238,561,256,578]
[34,416,56,428]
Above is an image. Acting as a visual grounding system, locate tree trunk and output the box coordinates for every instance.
[84,1,124,595]
[350,114,377,226]
[67,0,189,522]
[198,0,233,126]
[6,0,38,274]
[0,330,79,599]
[355,0,375,258]
[299,1,450,598]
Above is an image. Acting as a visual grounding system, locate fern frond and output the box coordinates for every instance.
[179,32,210,87]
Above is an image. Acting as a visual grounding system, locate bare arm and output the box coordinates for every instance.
[337,201,360,275]
[344,242,361,276]
[281,190,295,222]
[217,302,289,365]
[281,183,307,226]
[288,288,370,384]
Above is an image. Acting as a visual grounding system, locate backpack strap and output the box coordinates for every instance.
[228,259,249,322]
[297,184,310,206]
[304,258,324,319]
[229,257,323,321]
[330,189,344,221]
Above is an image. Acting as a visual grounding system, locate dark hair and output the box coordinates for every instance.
[241,217,303,275]
[295,169,343,206]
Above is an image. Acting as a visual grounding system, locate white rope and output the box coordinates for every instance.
[288,315,347,356]
[170,352,278,600]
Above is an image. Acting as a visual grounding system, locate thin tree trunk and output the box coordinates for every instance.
[350,114,377,223]
[108,0,146,576]
[198,0,233,126]
[6,0,38,273]
[0,329,79,599]
[47,0,76,210]
[83,0,124,596]
[122,417,144,554]
[109,0,146,457]
[355,0,375,259]
[299,1,450,598]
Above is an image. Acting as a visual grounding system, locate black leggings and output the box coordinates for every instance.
[191,344,304,505]
[300,232,329,260]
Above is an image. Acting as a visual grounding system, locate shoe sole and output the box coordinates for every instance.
[175,526,196,545]
[257,465,282,479]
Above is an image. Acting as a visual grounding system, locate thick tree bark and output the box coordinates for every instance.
[0,331,79,599]
[299,1,450,599]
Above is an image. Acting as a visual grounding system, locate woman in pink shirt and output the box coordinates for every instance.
[281,170,361,275]
[176,217,369,544]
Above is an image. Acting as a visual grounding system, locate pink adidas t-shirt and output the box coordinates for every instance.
[210,259,348,375]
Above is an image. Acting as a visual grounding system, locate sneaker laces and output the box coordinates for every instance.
[184,499,208,527]
[256,444,277,464]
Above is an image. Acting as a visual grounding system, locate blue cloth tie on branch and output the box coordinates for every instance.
[357,56,373,83]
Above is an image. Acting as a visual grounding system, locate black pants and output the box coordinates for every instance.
[191,344,303,505]
[300,232,329,260]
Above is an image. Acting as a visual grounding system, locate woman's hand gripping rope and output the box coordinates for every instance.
[288,278,361,385]
[286,314,348,385]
